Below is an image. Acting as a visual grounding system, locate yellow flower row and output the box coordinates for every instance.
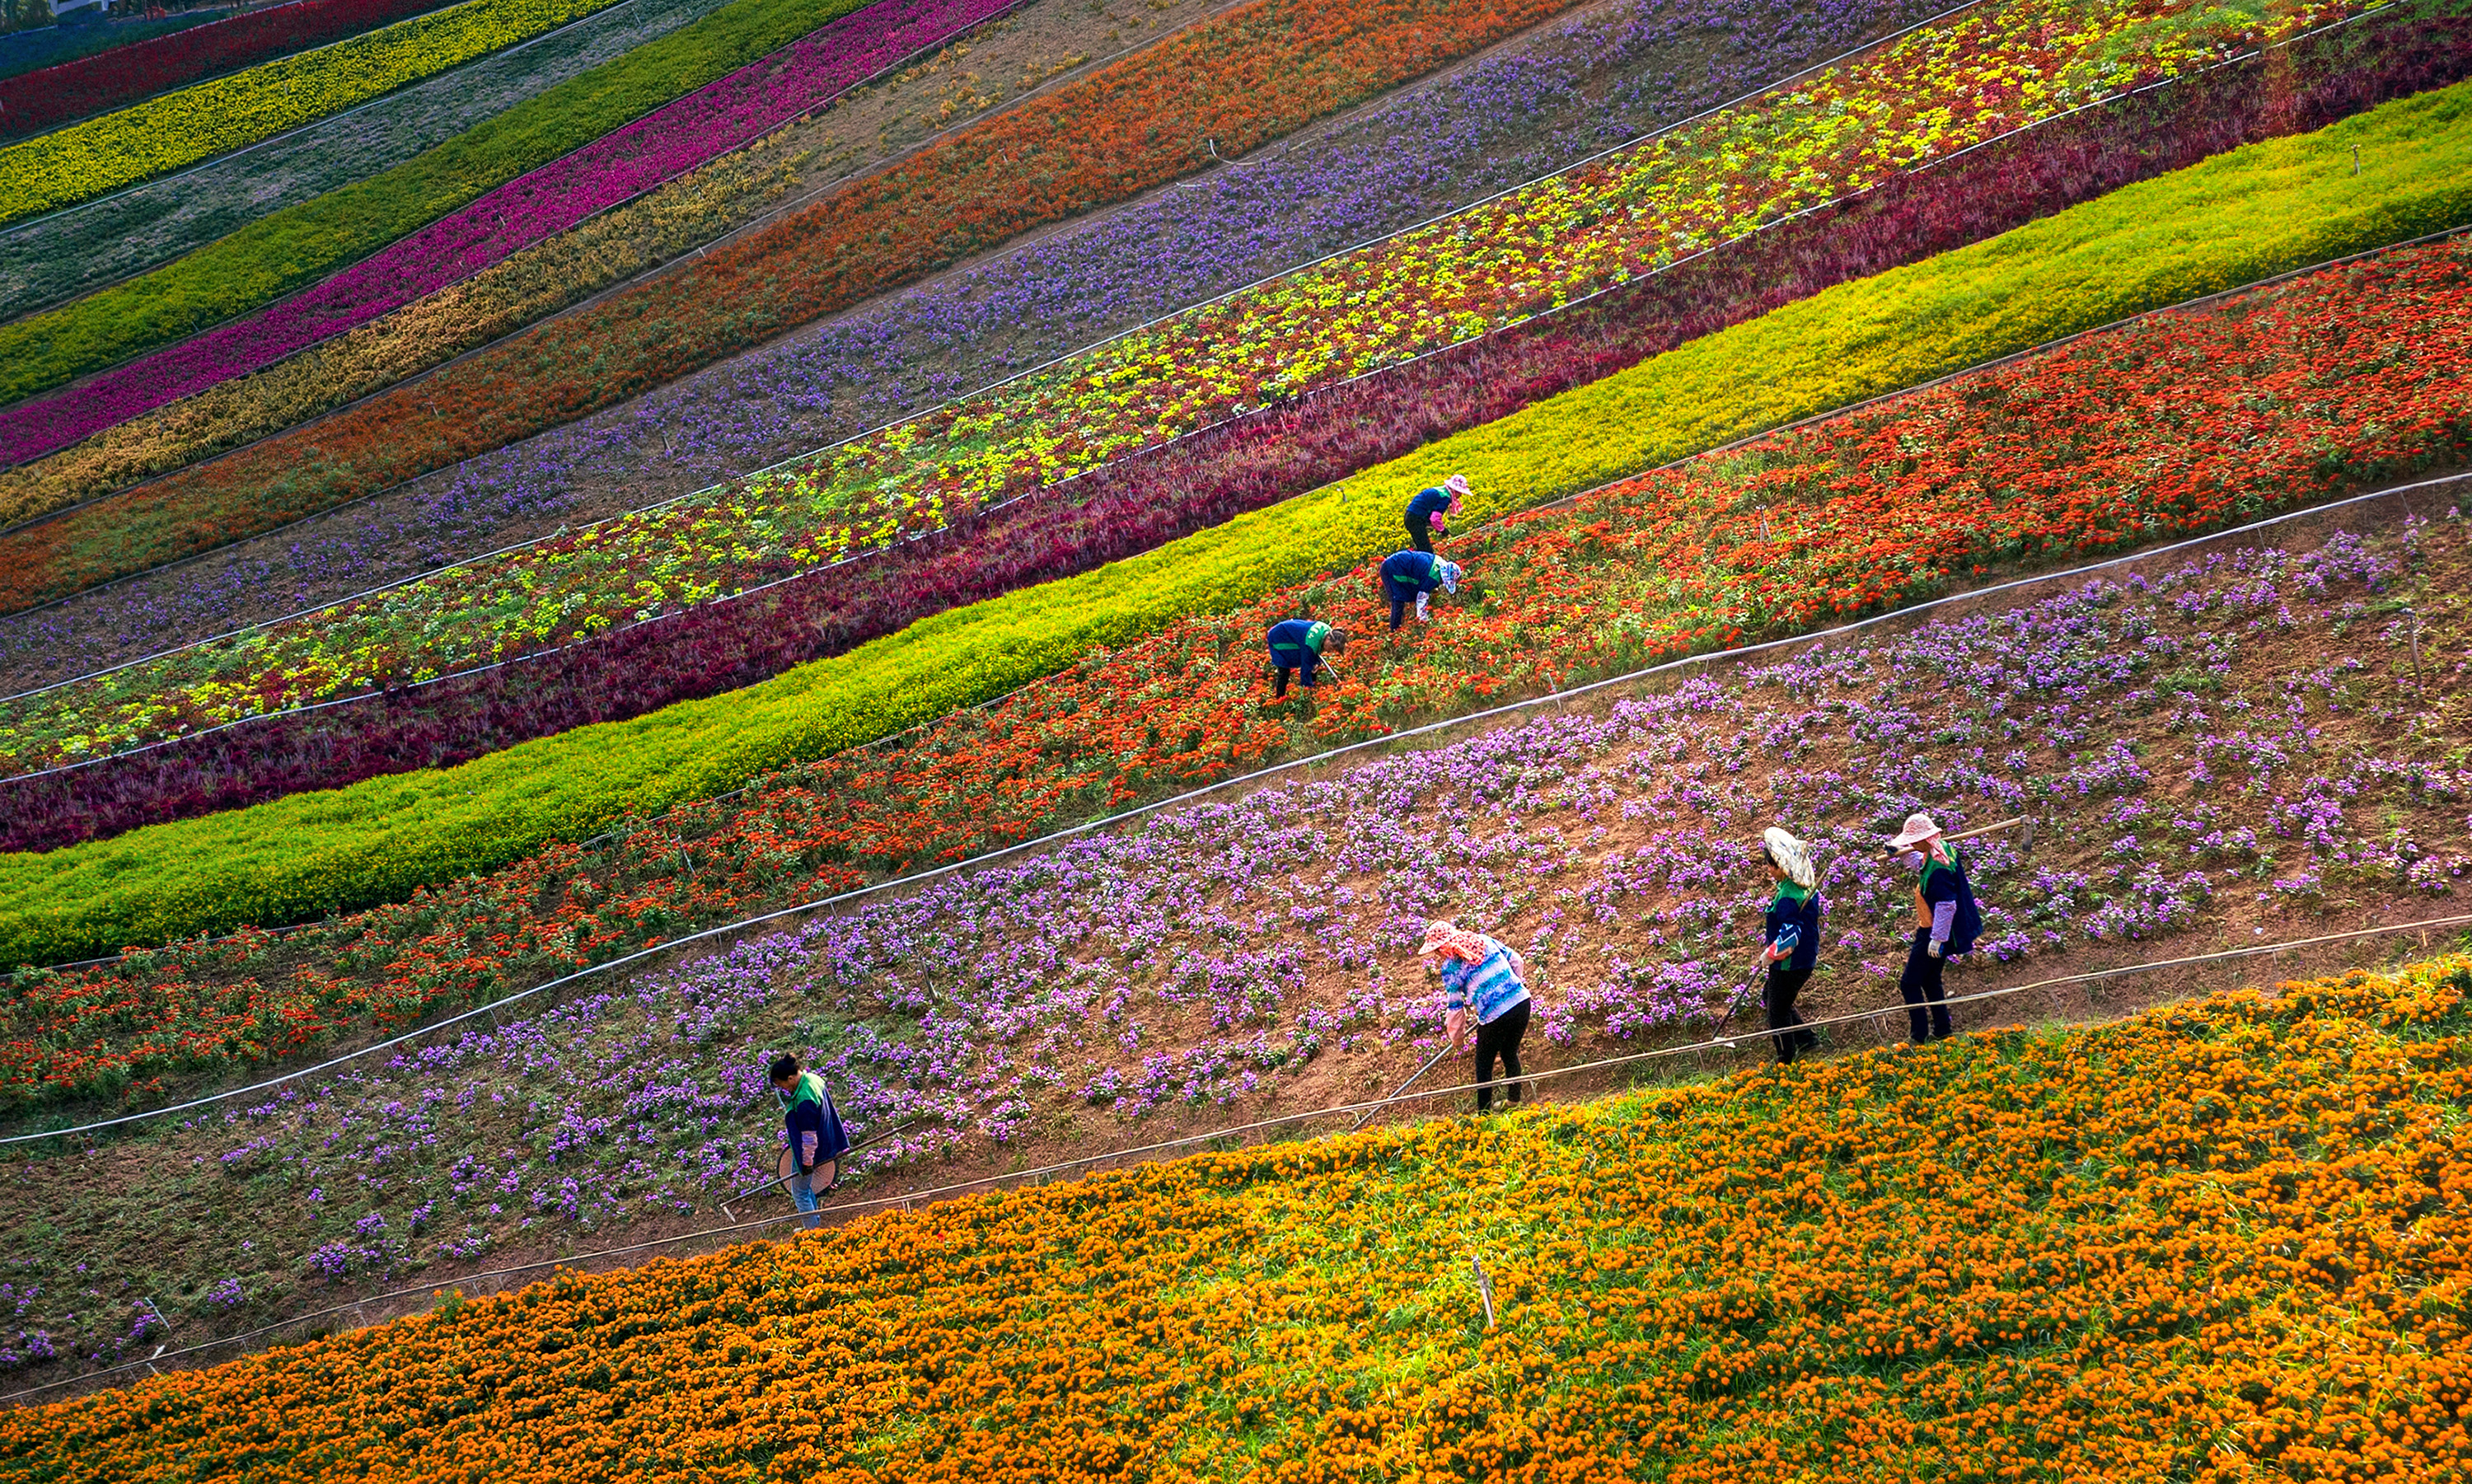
[0,83,2464,967]
[5,953,2466,1478]
[0,0,615,223]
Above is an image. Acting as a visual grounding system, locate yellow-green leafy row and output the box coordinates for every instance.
[0,82,2465,969]
[0,0,620,223]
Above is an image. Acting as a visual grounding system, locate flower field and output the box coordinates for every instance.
[0,0,746,325]
[0,0,459,143]
[0,509,2460,1366]
[3,226,2465,1117]
[0,0,1024,470]
[0,13,218,84]
[7,953,2472,1474]
[0,0,620,224]
[0,85,2462,970]
[7,0,2456,797]
[0,0,944,405]
[0,0,1597,610]
[12,0,2471,1446]
[0,0,1947,634]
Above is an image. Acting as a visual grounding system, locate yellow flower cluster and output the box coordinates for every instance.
[7,953,2469,1480]
[0,0,2382,773]
[2,82,2465,969]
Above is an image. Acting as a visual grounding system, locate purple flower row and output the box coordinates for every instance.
[0,0,1930,686]
[12,12,2462,850]
[7,519,2462,1383]
[0,0,1026,467]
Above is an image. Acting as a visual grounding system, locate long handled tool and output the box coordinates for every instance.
[1877,815,2031,854]
[1708,958,1770,1047]
[716,1116,924,1218]
[1349,1042,1454,1131]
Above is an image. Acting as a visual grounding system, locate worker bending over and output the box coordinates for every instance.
[1379,549,1462,630]
[1405,474,1469,553]
[1264,619,1348,698]
[1418,920,1532,1112]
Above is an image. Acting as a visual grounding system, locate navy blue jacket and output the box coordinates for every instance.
[1266,619,1329,680]
[1380,550,1448,597]
[1764,882,1821,975]
[1921,846,1983,956]
[1406,487,1454,525]
[782,1071,850,1169]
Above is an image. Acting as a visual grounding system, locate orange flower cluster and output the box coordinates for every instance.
[8,954,2471,1480]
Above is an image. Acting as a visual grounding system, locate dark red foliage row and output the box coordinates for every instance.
[0,0,456,143]
[6,9,2465,856]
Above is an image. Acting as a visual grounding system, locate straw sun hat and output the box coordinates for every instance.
[1760,827,1817,890]
[1889,812,1943,850]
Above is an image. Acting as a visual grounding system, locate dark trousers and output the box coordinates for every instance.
[1473,998,1530,1111]
[1765,964,1816,1065]
[1271,662,1314,697]
[1384,581,1420,630]
[1407,513,1435,553]
[1898,927,1952,1043]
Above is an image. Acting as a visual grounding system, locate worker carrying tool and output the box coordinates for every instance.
[768,1054,850,1229]
[1884,812,1982,1044]
[1417,920,1532,1112]
[1405,473,1470,553]
[1379,549,1463,630]
[1758,826,1823,1065]
[1264,618,1348,698]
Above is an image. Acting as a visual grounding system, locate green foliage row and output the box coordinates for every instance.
[2,81,2466,969]
[0,0,609,225]
[0,0,876,405]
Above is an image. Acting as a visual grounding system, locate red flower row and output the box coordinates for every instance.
[0,0,1585,611]
[4,229,2464,1112]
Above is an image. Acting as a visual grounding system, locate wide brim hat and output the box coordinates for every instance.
[1889,812,1942,850]
[1444,473,1471,496]
[1761,827,1817,890]
[1415,919,1459,957]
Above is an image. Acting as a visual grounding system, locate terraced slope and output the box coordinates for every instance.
[0,0,747,321]
[0,82,2460,971]
[2,0,2456,830]
[0,0,625,222]
[1,223,2463,1131]
[0,0,995,400]
[0,0,465,143]
[0,0,1042,470]
[0,0,1594,612]
[0,0,1950,680]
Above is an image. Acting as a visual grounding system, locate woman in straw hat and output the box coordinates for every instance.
[1758,826,1823,1065]
[1404,472,1470,554]
[1416,920,1532,1112]
[1887,812,1982,1044]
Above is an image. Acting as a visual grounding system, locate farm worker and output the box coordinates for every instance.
[1379,550,1462,631]
[1758,826,1823,1065]
[1264,619,1348,698]
[1405,473,1470,554]
[1417,920,1532,1112]
[768,1054,850,1229]
[1886,812,1982,1045]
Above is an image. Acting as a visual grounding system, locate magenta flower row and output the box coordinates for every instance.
[0,0,1021,468]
